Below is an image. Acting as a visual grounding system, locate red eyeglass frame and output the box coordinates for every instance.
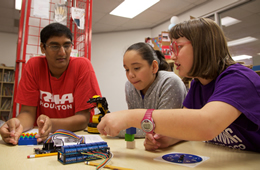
[169,41,191,56]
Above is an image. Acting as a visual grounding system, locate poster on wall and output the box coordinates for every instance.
[33,0,50,19]
[161,32,171,59]
[54,4,67,25]
[145,37,161,51]
[145,32,170,59]
[71,7,85,30]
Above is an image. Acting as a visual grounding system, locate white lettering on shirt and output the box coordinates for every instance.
[39,90,74,110]
[207,128,246,150]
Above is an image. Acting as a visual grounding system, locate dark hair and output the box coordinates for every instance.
[40,22,72,47]
[125,42,169,72]
[169,18,235,80]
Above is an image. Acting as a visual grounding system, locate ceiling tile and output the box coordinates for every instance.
[0,8,14,19]
[220,6,253,20]
[97,14,130,26]
[134,9,171,24]
[92,11,107,23]
[120,19,154,29]
[240,0,260,13]
[184,0,209,5]
[92,22,118,33]
[3,0,14,9]
[92,0,123,13]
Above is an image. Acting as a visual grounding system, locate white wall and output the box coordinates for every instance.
[91,29,151,112]
[0,32,17,67]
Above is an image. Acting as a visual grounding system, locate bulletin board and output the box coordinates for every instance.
[145,31,171,59]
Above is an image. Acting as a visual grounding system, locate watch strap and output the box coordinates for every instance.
[143,109,154,120]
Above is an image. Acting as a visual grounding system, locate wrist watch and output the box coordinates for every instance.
[141,109,155,134]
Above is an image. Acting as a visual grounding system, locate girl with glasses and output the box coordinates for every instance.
[97,18,260,153]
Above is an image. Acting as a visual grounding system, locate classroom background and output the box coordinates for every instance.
[0,0,259,119]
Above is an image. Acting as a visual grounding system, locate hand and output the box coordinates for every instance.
[97,111,129,136]
[144,133,182,151]
[35,114,52,142]
[0,118,23,145]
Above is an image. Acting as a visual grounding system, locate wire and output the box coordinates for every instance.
[98,151,113,170]
[44,129,85,144]
[83,151,113,170]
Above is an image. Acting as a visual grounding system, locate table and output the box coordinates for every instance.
[1,130,260,170]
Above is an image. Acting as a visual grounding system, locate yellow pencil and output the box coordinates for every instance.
[27,152,57,158]
[85,161,133,170]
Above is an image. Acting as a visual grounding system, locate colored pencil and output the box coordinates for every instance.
[27,152,57,158]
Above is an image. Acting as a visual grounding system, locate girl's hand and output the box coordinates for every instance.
[144,133,182,151]
[97,111,129,136]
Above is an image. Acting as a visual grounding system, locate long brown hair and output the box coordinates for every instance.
[169,18,235,80]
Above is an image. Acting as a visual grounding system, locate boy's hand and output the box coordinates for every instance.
[0,118,23,145]
[35,114,52,142]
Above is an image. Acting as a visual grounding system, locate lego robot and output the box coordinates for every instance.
[87,95,109,134]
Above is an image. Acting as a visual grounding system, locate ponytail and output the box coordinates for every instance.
[154,50,169,71]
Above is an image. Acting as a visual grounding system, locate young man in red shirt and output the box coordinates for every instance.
[0,23,101,145]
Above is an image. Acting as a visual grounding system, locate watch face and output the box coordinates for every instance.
[143,123,151,129]
[141,119,154,132]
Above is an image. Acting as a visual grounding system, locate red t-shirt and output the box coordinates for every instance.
[15,56,101,123]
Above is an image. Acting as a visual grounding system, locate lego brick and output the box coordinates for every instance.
[126,127,136,134]
[125,134,134,141]
[18,132,38,145]
[126,141,135,149]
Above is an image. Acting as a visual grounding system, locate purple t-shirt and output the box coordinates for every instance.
[183,63,260,152]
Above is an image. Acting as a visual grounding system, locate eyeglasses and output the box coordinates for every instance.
[45,43,73,52]
[169,41,191,56]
